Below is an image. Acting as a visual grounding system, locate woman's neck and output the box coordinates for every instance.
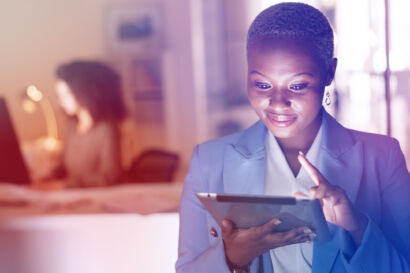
[76,109,94,134]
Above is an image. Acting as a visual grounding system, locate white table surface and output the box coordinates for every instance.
[0,183,183,273]
[0,213,179,273]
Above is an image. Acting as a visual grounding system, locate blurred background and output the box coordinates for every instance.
[0,0,409,272]
[1,0,409,176]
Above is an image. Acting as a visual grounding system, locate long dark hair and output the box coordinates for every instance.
[56,60,126,122]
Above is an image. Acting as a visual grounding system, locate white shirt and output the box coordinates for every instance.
[264,124,323,273]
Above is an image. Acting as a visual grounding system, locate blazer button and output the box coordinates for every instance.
[209,227,218,238]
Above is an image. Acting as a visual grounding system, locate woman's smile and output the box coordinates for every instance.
[266,112,297,127]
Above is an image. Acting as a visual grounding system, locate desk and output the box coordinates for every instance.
[0,182,182,216]
[0,183,183,273]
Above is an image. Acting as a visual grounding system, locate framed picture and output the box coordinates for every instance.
[106,4,162,55]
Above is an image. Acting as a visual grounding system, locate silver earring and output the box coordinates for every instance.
[325,90,331,106]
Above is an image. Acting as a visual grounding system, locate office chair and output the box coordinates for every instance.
[124,148,180,183]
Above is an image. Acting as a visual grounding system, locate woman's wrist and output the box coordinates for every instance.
[225,255,250,273]
[223,242,251,272]
[348,214,368,246]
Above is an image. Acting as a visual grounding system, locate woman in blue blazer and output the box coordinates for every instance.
[176,3,410,273]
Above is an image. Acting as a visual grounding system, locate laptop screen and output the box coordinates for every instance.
[0,97,31,185]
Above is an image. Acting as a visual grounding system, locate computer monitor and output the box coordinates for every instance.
[0,97,31,185]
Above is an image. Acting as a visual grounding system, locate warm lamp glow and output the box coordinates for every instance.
[26,85,43,102]
[22,99,37,113]
[23,85,59,140]
[42,136,61,151]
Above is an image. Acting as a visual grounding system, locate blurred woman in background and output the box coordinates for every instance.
[54,60,125,187]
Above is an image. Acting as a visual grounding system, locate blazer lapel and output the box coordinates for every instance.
[319,112,364,205]
[312,112,364,273]
[223,121,274,273]
[223,121,267,195]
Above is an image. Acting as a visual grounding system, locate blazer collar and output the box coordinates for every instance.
[223,110,364,198]
[228,109,356,159]
[319,111,364,203]
[321,111,356,157]
[231,120,267,160]
[223,121,267,194]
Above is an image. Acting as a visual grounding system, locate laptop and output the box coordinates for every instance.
[0,97,31,185]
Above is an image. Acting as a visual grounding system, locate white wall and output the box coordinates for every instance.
[161,0,209,165]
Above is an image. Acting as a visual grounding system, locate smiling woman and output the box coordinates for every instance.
[176,2,410,273]
[247,39,335,168]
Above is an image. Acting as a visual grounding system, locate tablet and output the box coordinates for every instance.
[197,193,330,242]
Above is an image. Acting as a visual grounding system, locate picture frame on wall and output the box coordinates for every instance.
[106,4,162,56]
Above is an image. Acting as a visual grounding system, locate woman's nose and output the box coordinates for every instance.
[269,88,291,108]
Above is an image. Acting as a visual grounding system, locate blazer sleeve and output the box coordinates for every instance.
[338,139,410,272]
[175,146,232,273]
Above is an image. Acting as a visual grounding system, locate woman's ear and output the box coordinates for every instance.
[325,58,338,86]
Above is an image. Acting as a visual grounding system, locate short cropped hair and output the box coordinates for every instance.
[247,2,334,70]
[56,60,125,122]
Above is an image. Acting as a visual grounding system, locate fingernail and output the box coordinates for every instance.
[273,219,282,225]
[324,199,335,208]
[303,228,312,234]
[222,220,229,227]
[298,151,304,156]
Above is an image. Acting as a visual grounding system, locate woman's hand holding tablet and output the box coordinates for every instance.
[296,152,368,245]
[221,218,315,268]
[196,192,326,269]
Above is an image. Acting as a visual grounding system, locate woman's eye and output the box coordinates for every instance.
[255,82,271,90]
[289,83,308,91]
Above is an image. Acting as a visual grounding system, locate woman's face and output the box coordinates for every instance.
[55,80,79,116]
[247,39,334,147]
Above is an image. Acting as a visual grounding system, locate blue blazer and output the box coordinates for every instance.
[176,111,410,273]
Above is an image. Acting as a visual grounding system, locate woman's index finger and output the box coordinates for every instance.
[298,152,325,185]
